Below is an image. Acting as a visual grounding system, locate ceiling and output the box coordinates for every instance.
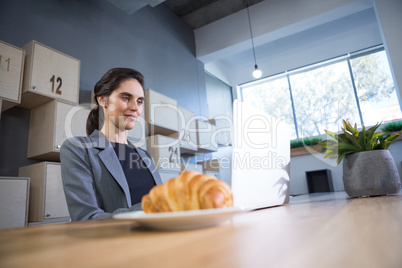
[106,0,268,85]
[106,0,376,87]
[107,0,265,29]
[163,0,265,29]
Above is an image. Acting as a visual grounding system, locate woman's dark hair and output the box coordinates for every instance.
[86,68,145,135]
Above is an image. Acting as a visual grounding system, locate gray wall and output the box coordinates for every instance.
[374,0,402,111]
[0,0,208,175]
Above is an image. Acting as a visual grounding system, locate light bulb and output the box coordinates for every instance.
[252,65,262,79]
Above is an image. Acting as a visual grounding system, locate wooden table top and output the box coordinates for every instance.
[1,191,402,268]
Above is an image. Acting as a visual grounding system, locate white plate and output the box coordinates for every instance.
[113,207,246,230]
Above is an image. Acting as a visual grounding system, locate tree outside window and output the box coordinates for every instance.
[350,50,402,126]
[242,76,297,139]
[290,61,360,138]
[240,47,402,140]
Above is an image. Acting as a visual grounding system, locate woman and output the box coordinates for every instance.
[60,68,162,221]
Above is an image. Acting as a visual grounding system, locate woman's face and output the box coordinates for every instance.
[98,78,144,132]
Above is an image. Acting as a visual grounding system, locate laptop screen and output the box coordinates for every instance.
[231,100,290,210]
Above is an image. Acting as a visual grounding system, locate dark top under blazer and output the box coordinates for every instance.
[60,130,163,221]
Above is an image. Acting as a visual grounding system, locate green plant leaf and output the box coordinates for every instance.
[324,130,349,143]
[374,141,387,150]
[372,132,385,139]
[337,150,357,164]
[343,130,364,151]
[323,130,336,139]
[382,133,401,149]
[318,139,338,149]
[365,122,381,142]
[358,125,366,147]
[385,132,401,141]
[323,149,338,159]
[343,120,357,135]
[337,133,349,143]
[337,142,362,152]
[365,140,375,150]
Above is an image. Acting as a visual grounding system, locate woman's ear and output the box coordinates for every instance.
[97,95,107,107]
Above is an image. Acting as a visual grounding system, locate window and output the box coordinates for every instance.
[240,46,402,139]
[350,50,402,126]
[290,61,360,138]
[242,76,297,139]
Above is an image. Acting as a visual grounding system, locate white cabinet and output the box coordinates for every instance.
[198,159,221,180]
[27,100,89,161]
[0,177,30,229]
[205,171,220,180]
[18,162,70,223]
[198,159,220,173]
[146,134,181,172]
[144,89,179,136]
[196,120,218,153]
[20,40,80,109]
[209,117,233,146]
[181,163,203,173]
[169,106,198,154]
[0,40,25,111]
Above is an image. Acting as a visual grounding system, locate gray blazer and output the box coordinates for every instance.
[60,130,163,221]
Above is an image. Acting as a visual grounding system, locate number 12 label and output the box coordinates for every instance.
[50,75,62,95]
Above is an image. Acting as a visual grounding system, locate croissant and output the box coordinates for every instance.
[142,171,233,213]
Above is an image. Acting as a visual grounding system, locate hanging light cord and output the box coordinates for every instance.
[245,0,257,67]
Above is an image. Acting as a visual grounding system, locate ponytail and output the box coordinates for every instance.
[86,105,104,136]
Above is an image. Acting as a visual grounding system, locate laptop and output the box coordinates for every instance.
[231,99,291,210]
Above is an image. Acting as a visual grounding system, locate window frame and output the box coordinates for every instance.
[239,44,401,139]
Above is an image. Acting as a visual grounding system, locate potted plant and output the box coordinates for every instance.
[319,119,401,197]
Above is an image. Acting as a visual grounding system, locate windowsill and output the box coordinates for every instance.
[290,136,402,157]
[291,144,323,157]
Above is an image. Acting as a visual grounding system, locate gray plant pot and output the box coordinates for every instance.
[343,150,401,197]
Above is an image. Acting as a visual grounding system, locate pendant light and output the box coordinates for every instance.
[245,0,262,79]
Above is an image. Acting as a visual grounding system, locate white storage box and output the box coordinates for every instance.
[20,40,80,109]
[181,163,203,173]
[196,119,218,153]
[144,89,179,136]
[146,134,181,172]
[169,106,198,154]
[205,170,220,180]
[198,159,220,173]
[0,177,30,229]
[18,162,70,223]
[27,100,89,161]
[209,117,233,146]
[0,40,25,111]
